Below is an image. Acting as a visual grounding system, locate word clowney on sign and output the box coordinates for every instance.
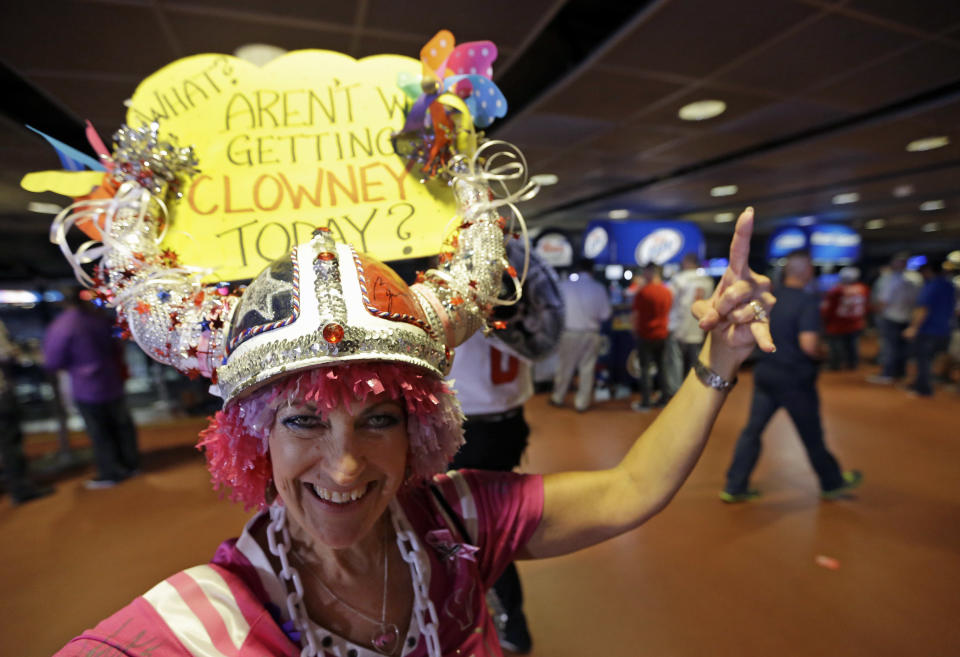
[127,51,457,281]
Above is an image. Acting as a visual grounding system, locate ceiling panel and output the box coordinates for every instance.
[160,0,358,26]
[717,99,851,141]
[354,33,426,59]
[845,0,960,35]
[536,71,685,122]
[24,76,135,129]
[0,2,177,76]
[805,41,960,110]
[3,0,960,281]
[579,123,694,159]
[363,0,558,49]
[496,112,615,149]
[598,0,819,79]
[168,11,353,57]
[715,13,914,97]
[631,84,778,129]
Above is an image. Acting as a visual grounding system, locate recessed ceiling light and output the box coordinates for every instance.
[893,184,914,198]
[865,218,886,230]
[678,99,727,121]
[608,209,630,219]
[714,212,735,223]
[921,222,940,232]
[531,173,559,186]
[920,200,945,211]
[906,136,950,152]
[234,43,288,66]
[796,215,816,226]
[832,192,860,205]
[27,202,63,214]
[710,185,738,197]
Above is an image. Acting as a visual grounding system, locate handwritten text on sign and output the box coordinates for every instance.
[127,51,456,280]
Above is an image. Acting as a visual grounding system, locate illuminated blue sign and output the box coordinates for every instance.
[582,220,704,265]
[767,224,861,263]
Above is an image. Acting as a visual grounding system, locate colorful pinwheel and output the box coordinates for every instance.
[394,30,508,178]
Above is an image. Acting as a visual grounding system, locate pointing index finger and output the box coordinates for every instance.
[727,207,754,279]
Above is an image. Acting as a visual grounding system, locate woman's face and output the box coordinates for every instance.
[269,394,409,550]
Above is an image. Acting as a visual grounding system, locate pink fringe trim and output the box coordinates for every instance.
[197,363,464,510]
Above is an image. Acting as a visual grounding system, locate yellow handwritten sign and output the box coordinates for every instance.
[127,51,456,280]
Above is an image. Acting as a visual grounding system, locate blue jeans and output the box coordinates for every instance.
[724,371,844,495]
[880,318,909,379]
[636,338,667,406]
[827,332,860,370]
[909,334,950,396]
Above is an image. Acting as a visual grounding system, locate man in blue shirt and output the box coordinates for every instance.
[903,260,957,397]
[721,250,861,502]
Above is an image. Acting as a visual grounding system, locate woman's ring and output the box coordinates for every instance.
[749,300,768,322]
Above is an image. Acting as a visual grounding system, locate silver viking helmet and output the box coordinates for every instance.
[50,124,536,403]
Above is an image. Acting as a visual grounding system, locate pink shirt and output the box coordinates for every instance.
[54,470,544,657]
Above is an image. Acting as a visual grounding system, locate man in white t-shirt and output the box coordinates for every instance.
[550,260,612,412]
[444,243,563,655]
[663,254,715,394]
[448,332,535,653]
[869,253,920,383]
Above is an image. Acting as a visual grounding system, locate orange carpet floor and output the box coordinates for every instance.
[2,368,958,657]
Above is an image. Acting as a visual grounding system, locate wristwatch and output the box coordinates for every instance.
[693,359,737,391]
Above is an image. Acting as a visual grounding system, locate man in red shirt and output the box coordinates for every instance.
[821,266,869,370]
[631,263,673,410]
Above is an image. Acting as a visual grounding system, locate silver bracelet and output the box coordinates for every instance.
[693,359,737,391]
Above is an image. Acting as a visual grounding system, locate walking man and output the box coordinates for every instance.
[722,251,861,502]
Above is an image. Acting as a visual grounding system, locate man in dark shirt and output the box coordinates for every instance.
[721,251,861,502]
[903,260,957,397]
[43,289,140,489]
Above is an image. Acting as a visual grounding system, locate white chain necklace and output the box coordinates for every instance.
[267,501,441,657]
[291,526,400,653]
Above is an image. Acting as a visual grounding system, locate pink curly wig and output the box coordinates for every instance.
[197,362,464,510]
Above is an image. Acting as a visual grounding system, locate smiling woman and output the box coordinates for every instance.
[49,199,775,657]
[42,30,777,657]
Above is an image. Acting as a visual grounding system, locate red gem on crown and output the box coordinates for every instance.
[322,323,345,344]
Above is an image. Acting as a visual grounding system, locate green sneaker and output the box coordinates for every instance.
[719,489,761,504]
[821,470,863,500]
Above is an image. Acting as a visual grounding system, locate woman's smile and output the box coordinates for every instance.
[305,480,375,504]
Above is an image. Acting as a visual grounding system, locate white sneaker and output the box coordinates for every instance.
[84,478,120,490]
[866,375,893,385]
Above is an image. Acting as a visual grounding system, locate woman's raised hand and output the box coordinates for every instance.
[691,208,776,365]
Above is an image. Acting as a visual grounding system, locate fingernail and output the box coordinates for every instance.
[746,206,754,213]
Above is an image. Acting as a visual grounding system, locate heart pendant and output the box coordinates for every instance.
[372,623,400,654]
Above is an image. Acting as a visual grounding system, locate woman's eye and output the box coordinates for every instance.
[282,415,324,429]
[366,413,400,429]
